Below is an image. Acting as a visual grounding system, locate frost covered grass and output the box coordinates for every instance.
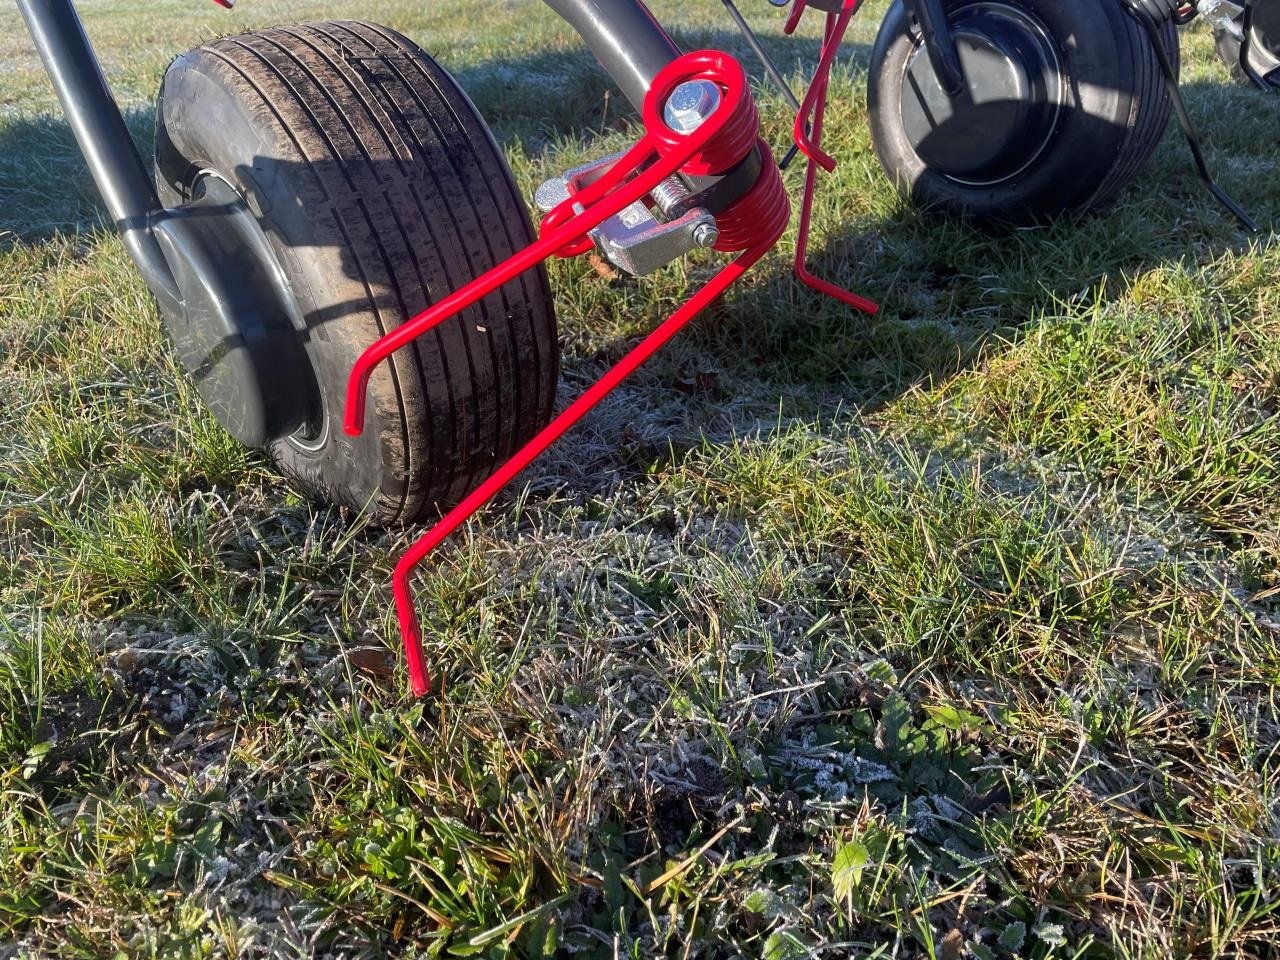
[2,0,1279,957]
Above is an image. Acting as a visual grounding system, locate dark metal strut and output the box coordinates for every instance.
[1121,0,1259,231]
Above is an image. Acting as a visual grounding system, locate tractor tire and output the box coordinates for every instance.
[1214,5,1280,87]
[154,21,559,525]
[1217,28,1248,81]
[867,0,1179,223]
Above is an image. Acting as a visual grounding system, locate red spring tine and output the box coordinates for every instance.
[344,54,759,435]
[344,30,881,695]
[791,0,879,316]
[393,235,781,696]
[792,0,860,171]
[783,0,809,35]
[343,52,788,696]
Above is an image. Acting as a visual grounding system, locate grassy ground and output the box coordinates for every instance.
[2,1,1279,957]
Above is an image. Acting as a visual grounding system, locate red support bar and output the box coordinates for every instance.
[790,0,856,171]
[393,235,781,695]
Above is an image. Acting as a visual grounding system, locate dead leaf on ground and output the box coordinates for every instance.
[348,647,397,679]
[939,929,965,960]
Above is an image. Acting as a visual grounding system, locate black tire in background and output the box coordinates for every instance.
[1216,27,1245,80]
[867,0,1179,224]
[155,21,559,525]
[1214,3,1280,85]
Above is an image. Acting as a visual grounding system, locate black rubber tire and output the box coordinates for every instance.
[154,21,559,524]
[867,1,1179,223]
[1217,27,1248,82]
[1215,16,1280,86]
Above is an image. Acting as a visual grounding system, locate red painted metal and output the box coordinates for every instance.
[791,0,881,315]
[345,37,877,697]
[783,0,810,36]
[388,243,778,695]
[344,51,761,435]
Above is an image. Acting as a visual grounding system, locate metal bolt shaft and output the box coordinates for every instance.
[651,176,692,216]
[663,79,722,133]
[692,222,719,248]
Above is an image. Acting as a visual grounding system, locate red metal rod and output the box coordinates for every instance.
[792,1,879,316]
[791,0,858,171]
[344,44,878,696]
[393,235,781,696]
[784,0,809,35]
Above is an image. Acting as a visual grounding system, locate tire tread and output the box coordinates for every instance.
[155,21,558,523]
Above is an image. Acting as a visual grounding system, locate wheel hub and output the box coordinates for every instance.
[1251,3,1280,77]
[899,3,1061,184]
[152,174,319,447]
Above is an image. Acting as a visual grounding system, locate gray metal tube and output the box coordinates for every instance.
[543,0,682,111]
[16,0,177,303]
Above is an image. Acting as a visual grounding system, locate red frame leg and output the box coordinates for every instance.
[392,236,778,696]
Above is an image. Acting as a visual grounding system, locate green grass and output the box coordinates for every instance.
[2,0,1280,956]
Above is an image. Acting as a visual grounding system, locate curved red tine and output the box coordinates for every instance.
[345,53,758,438]
[345,37,880,696]
[340,52,792,695]
[784,0,809,35]
[792,0,860,171]
[393,230,784,696]
[790,0,880,315]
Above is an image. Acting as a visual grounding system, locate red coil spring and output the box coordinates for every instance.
[643,52,791,254]
[712,147,789,252]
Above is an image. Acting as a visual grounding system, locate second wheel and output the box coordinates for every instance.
[867,0,1179,223]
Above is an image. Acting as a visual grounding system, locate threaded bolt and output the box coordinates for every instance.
[651,176,691,216]
[663,80,722,133]
[692,222,720,249]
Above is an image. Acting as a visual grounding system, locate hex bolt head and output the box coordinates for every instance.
[663,79,723,134]
[692,222,720,249]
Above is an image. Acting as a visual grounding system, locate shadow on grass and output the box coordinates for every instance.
[5,18,1280,956]
[0,28,855,236]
